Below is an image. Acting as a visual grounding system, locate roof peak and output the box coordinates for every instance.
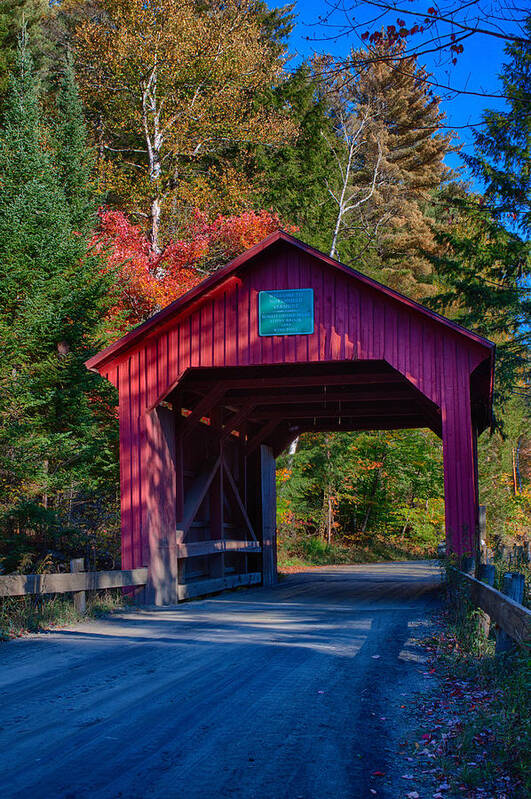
[86,229,493,373]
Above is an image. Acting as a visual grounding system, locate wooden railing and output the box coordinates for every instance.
[0,558,262,607]
[450,566,531,650]
[0,560,148,612]
[0,567,148,597]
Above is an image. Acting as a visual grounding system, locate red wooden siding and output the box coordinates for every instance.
[87,233,494,582]
[108,250,487,406]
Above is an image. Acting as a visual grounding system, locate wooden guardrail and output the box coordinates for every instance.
[0,560,262,608]
[0,561,148,613]
[450,567,531,649]
[0,567,148,597]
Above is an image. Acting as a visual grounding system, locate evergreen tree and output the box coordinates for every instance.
[54,52,95,231]
[314,38,453,298]
[427,20,531,548]
[0,0,53,113]
[252,64,338,256]
[429,186,529,404]
[464,15,531,235]
[0,32,116,567]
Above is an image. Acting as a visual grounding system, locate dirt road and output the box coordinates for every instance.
[1,561,441,799]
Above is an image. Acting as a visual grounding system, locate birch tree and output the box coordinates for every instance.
[323,104,383,260]
[73,0,292,252]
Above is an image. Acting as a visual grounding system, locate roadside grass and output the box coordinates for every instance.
[0,589,129,641]
[277,532,435,571]
[421,580,531,798]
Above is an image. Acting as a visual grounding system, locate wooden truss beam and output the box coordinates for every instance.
[295,416,425,432]
[177,455,221,538]
[222,460,257,541]
[245,418,282,456]
[176,540,261,558]
[180,383,226,438]
[185,371,404,394]
[212,389,415,409]
[220,400,256,442]
[252,406,421,420]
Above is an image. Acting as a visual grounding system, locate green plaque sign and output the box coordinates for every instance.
[258,289,314,336]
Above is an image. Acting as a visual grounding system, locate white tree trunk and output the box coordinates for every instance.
[142,64,163,254]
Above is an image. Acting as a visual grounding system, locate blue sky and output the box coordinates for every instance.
[285,0,521,184]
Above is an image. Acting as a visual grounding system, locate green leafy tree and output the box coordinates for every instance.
[277,428,444,561]
[71,0,294,251]
[478,394,531,548]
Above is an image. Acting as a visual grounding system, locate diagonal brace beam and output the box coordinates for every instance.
[222,460,257,541]
[177,455,221,538]
[245,418,282,456]
[180,383,226,438]
[220,400,256,442]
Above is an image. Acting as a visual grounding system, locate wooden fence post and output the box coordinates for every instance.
[461,556,475,576]
[260,444,277,587]
[476,563,495,638]
[70,558,86,614]
[495,572,525,654]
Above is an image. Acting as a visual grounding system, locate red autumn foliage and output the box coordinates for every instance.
[93,208,294,330]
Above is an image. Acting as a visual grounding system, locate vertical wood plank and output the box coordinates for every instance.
[118,360,133,571]
[145,406,178,605]
[190,310,200,367]
[239,282,250,365]
[214,295,224,368]
[250,269,261,365]
[130,351,142,569]
[260,444,277,586]
[168,328,179,393]
[441,345,477,556]
[201,301,213,367]
[225,283,236,366]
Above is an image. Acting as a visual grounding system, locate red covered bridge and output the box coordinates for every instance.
[86,231,495,604]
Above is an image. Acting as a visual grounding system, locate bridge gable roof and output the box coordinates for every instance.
[86,230,494,375]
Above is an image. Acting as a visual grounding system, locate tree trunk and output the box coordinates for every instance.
[142,64,163,254]
[151,196,162,255]
[360,467,382,534]
[42,459,49,510]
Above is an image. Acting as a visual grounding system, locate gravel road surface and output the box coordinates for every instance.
[1,561,442,799]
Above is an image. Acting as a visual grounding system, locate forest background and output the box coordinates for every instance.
[0,0,529,575]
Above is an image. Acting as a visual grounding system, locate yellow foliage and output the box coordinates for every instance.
[72,0,295,234]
